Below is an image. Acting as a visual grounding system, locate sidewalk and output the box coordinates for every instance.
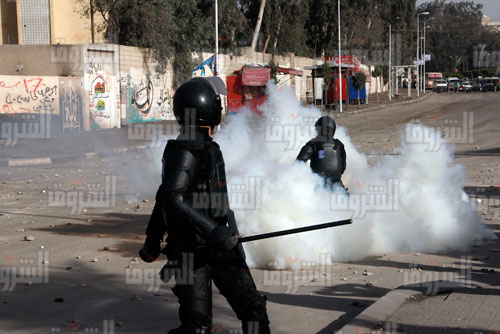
[339,286,500,334]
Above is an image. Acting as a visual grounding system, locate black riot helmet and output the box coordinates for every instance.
[173,77,227,128]
[315,116,336,137]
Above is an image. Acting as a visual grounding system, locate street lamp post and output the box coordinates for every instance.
[416,11,430,97]
[338,0,342,113]
[389,23,392,101]
[423,24,430,94]
[215,0,219,76]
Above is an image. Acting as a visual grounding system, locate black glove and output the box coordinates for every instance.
[139,236,161,263]
[207,225,238,250]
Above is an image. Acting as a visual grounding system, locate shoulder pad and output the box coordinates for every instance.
[162,145,198,191]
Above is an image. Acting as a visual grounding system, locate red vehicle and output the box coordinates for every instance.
[226,65,303,113]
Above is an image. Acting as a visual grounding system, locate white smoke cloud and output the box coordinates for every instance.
[214,82,496,269]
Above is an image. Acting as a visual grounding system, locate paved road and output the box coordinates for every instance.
[0,92,499,334]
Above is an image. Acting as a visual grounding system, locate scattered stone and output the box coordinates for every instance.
[91,258,98,263]
[414,253,421,256]
[5,241,9,244]
[398,269,403,273]
[341,277,347,281]
[87,219,92,223]
[98,234,106,238]
[103,246,110,251]
[75,256,81,260]
[42,260,49,264]
[79,283,87,287]
[40,246,44,249]
[16,192,23,195]
[24,235,35,241]
[106,258,111,261]
[352,271,358,274]
[82,209,87,213]
[142,199,149,203]
[363,272,373,276]
[135,235,141,239]
[135,204,142,209]
[54,298,64,303]
[126,264,132,268]
[54,174,59,177]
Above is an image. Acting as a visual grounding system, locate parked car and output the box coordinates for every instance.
[447,78,461,91]
[459,81,473,92]
[471,80,482,92]
[481,78,497,92]
[433,79,448,93]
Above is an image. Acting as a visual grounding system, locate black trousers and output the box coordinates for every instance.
[164,250,271,334]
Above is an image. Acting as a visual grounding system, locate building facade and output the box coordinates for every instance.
[0,0,105,45]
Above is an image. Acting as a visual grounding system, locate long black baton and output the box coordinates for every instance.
[237,219,352,243]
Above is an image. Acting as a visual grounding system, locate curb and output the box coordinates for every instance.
[337,289,422,334]
[0,144,148,168]
[330,92,434,117]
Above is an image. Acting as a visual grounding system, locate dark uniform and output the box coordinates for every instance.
[139,77,270,334]
[296,116,346,188]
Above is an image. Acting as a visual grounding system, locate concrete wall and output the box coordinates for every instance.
[119,45,176,124]
[0,75,86,136]
[0,45,85,76]
[0,44,388,134]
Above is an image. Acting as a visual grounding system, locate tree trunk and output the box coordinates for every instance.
[250,0,267,51]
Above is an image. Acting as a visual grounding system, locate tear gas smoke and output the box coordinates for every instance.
[213,83,496,269]
[140,82,495,269]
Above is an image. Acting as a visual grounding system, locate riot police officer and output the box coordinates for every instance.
[139,77,271,334]
[296,116,346,188]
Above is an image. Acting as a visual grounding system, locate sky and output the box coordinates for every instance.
[417,0,500,21]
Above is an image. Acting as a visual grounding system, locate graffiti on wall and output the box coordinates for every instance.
[0,76,59,115]
[87,62,113,130]
[59,78,83,133]
[125,70,173,123]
